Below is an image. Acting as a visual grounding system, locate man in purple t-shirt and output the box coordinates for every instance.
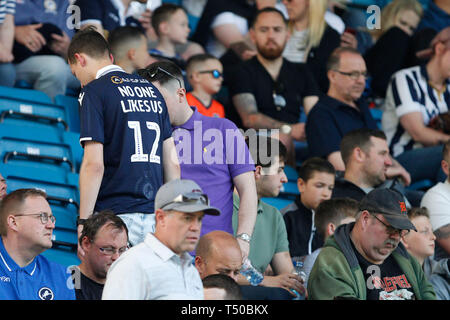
[139,61,257,260]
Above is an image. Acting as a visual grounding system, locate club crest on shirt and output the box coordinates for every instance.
[111,76,124,84]
[38,287,54,300]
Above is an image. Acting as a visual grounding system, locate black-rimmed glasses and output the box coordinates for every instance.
[198,69,223,79]
[370,213,410,237]
[14,212,56,224]
[333,70,368,80]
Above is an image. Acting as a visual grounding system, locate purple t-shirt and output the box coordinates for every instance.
[172,108,255,236]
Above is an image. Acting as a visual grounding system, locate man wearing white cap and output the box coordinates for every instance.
[102,179,220,300]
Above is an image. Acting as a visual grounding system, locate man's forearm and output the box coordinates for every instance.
[235,184,258,237]
[0,14,14,52]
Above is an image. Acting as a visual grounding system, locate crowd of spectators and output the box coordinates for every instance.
[0,0,449,301]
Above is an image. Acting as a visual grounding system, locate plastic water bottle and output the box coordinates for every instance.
[240,258,264,286]
[292,259,307,300]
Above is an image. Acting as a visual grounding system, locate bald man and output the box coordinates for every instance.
[195,231,243,282]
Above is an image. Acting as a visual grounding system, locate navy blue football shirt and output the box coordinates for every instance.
[79,65,172,214]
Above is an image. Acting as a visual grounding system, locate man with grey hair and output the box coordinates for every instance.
[308,188,436,300]
[102,179,220,300]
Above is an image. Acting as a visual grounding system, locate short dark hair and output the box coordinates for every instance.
[0,188,47,236]
[443,140,450,162]
[327,47,363,72]
[297,157,335,182]
[202,274,243,300]
[68,28,111,64]
[138,60,185,89]
[340,128,387,166]
[186,53,220,77]
[151,3,186,37]
[246,135,287,168]
[315,198,358,238]
[79,210,128,246]
[250,7,287,29]
[108,26,145,59]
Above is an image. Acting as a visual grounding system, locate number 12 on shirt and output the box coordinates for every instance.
[128,120,161,164]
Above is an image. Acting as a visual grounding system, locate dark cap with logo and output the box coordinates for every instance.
[359,188,417,231]
[155,179,220,216]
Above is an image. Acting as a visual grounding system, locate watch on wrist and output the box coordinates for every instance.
[236,233,252,243]
[280,124,292,135]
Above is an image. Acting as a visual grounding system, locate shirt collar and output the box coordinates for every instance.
[0,237,37,276]
[144,233,192,266]
[95,64,125,79]
[173,107,201,131]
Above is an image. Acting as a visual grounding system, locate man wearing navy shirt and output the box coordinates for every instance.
[67,29,180,247]
[0,189,75,300]
[306,47,410,186]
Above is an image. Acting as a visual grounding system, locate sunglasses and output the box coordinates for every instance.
[160,190,209,210]
[138,66,183,89]
[273,81,286,111]
[198,69,223,79]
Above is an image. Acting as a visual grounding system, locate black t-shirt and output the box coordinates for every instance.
[351,241,415,300]
[229,57,319,125]
[75,272,104,300]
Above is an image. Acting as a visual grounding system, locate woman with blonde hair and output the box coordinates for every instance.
[362,0,424,98]
[282,0,341,92]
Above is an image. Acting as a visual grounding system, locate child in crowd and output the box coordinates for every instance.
[282,157,336,259]
[302,198,358,287]
[185,53,225,118]
[401,207,450,300]
[149,3,190,69]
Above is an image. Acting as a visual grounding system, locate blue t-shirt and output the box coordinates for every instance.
[74,0,142,33]
[14,0,74,37]
[79,65,172,214]
[0,237,75,300]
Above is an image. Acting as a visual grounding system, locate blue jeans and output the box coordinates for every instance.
[0,63,16,87]
[395,145,446,184]
[15,55,80,100]
[117,213,156,247]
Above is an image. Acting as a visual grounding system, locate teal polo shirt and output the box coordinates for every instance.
[232,194,290,274]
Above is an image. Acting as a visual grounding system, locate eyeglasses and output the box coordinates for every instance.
[333,70,368,80]
[14,212,56,225]
[97,246,128,256]
[370,213,410,237]
[273,81,286,111]
[138,66,183,89]
[198,69,223,79]
[160,190,209,210]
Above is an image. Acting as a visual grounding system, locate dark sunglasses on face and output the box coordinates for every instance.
[198,69,223,79]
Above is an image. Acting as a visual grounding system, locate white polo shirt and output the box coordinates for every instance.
[102,233,204,300]
[421,180,450,232]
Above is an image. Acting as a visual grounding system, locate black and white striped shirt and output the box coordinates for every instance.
[382,64,450,157]
[0,0,15,24]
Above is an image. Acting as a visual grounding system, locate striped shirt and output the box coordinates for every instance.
[0,0,15,24]
[382,64,450,157]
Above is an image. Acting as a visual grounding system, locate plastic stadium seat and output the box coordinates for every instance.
[279,181,299,199]
[62,131,84,172]
[54,95,80,133]
[370,108,383,129]
[1,85,52,104]
[261,197,293,211]
[41,245,80,268]
[284,165,298,182]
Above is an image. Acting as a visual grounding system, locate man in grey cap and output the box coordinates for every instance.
[102,179,220,300]
[308,188,436,300]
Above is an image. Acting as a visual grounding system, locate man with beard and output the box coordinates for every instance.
[308,188,436,300]
[229,7,319,163]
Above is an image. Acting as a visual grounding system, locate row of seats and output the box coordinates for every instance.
[0,85,82,267]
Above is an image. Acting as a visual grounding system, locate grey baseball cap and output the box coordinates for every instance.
[154,179,220,216]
